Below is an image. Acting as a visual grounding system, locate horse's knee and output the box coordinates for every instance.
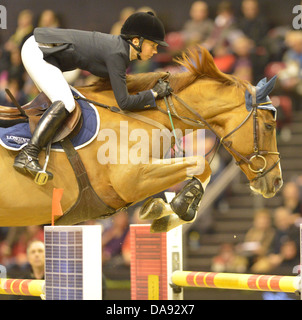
[193,160,212,183]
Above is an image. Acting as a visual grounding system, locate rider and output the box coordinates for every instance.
[14,11,172,180]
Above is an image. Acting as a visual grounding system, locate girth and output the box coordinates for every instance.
[54,138,117,225]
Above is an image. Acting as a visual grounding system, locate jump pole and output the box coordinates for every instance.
[0,278,44,297]
[130,224,301,299]
[171,271,299,293]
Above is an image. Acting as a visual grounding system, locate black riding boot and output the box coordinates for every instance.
[170,177,204,221]
[13,101,69,179]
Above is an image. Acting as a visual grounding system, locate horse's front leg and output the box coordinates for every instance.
[109,156,208,204]
[138,157,212,232]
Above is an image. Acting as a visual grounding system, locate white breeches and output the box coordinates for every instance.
[21,35,76,112]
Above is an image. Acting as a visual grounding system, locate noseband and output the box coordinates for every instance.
[162,85,280,182]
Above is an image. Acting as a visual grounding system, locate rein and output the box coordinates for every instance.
[161,86,280,182]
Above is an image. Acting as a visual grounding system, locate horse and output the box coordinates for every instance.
[0,46,282,231]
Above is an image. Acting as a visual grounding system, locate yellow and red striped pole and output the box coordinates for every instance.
[172,271,300,293]
[0,278,44,297]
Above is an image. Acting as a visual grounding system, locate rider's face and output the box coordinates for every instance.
[140,40,158,60]
[131,38,158,61]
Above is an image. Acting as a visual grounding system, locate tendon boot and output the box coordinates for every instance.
[13,101,69,180]
[170,177,204,221]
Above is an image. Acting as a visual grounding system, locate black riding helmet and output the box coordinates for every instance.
[121,11,169,54]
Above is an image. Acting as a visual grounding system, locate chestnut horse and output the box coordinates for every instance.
[0,47,282,230]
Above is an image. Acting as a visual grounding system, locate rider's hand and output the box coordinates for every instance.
[151,80,173,99]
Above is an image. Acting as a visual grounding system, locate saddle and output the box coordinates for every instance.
[1,90,117,225]
[0,91,82,141]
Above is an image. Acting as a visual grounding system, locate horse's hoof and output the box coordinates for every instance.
[150,213,193,233]
[150,215,171,233]
[140,198,172,220]
[170,178,204,221]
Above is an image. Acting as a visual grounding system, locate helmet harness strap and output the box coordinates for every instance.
[126,37,144,60]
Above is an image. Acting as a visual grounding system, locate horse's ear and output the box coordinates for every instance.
[257,75,277,98]
[256,77,267,87]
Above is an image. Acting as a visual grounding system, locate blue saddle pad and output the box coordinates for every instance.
[0,87,100,151]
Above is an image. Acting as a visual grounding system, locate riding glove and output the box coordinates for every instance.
[151,80,173,99]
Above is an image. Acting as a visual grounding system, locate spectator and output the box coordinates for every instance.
[110,7,135,35]
[230,35,255,82]
[0,44,26,91]
[278,31,302,109]
[282,31,302,75]
[0,76,28,107]
[8,240,45,300]
[181,1,214,47]
[24,240,45,280]
[0,47,10,76]
[101,211,130,281]
[281,181,302,219]
[237,0,269,47]
[37,9,60,28]
[102,210,129,264]
[270,207,300,255]
[203,1,240,53]
[8,46,25,85]
[4,9,34,52]
[0,226,43,272]
[238,208,275,268]
[211,243,248,273]
[251,239,299,275]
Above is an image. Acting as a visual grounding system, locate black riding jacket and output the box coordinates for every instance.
[34,27,155,111]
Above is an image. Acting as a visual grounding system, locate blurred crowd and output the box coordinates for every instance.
[211,179,302,276]
[0,0,302,300]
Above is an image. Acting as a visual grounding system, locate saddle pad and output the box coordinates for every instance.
[0,87,100,151]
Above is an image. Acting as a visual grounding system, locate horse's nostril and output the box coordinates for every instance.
[274,177,282,189]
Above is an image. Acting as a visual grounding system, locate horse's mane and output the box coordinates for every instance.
[91,46,249,94]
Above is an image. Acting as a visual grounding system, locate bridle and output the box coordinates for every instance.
[161,85,281,182]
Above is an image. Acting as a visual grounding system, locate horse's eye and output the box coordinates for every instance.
[265,123,273,130]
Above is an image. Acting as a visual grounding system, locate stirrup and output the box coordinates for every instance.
[34,141,52,185]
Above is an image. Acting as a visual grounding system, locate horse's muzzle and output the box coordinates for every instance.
[250,173,283,198]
